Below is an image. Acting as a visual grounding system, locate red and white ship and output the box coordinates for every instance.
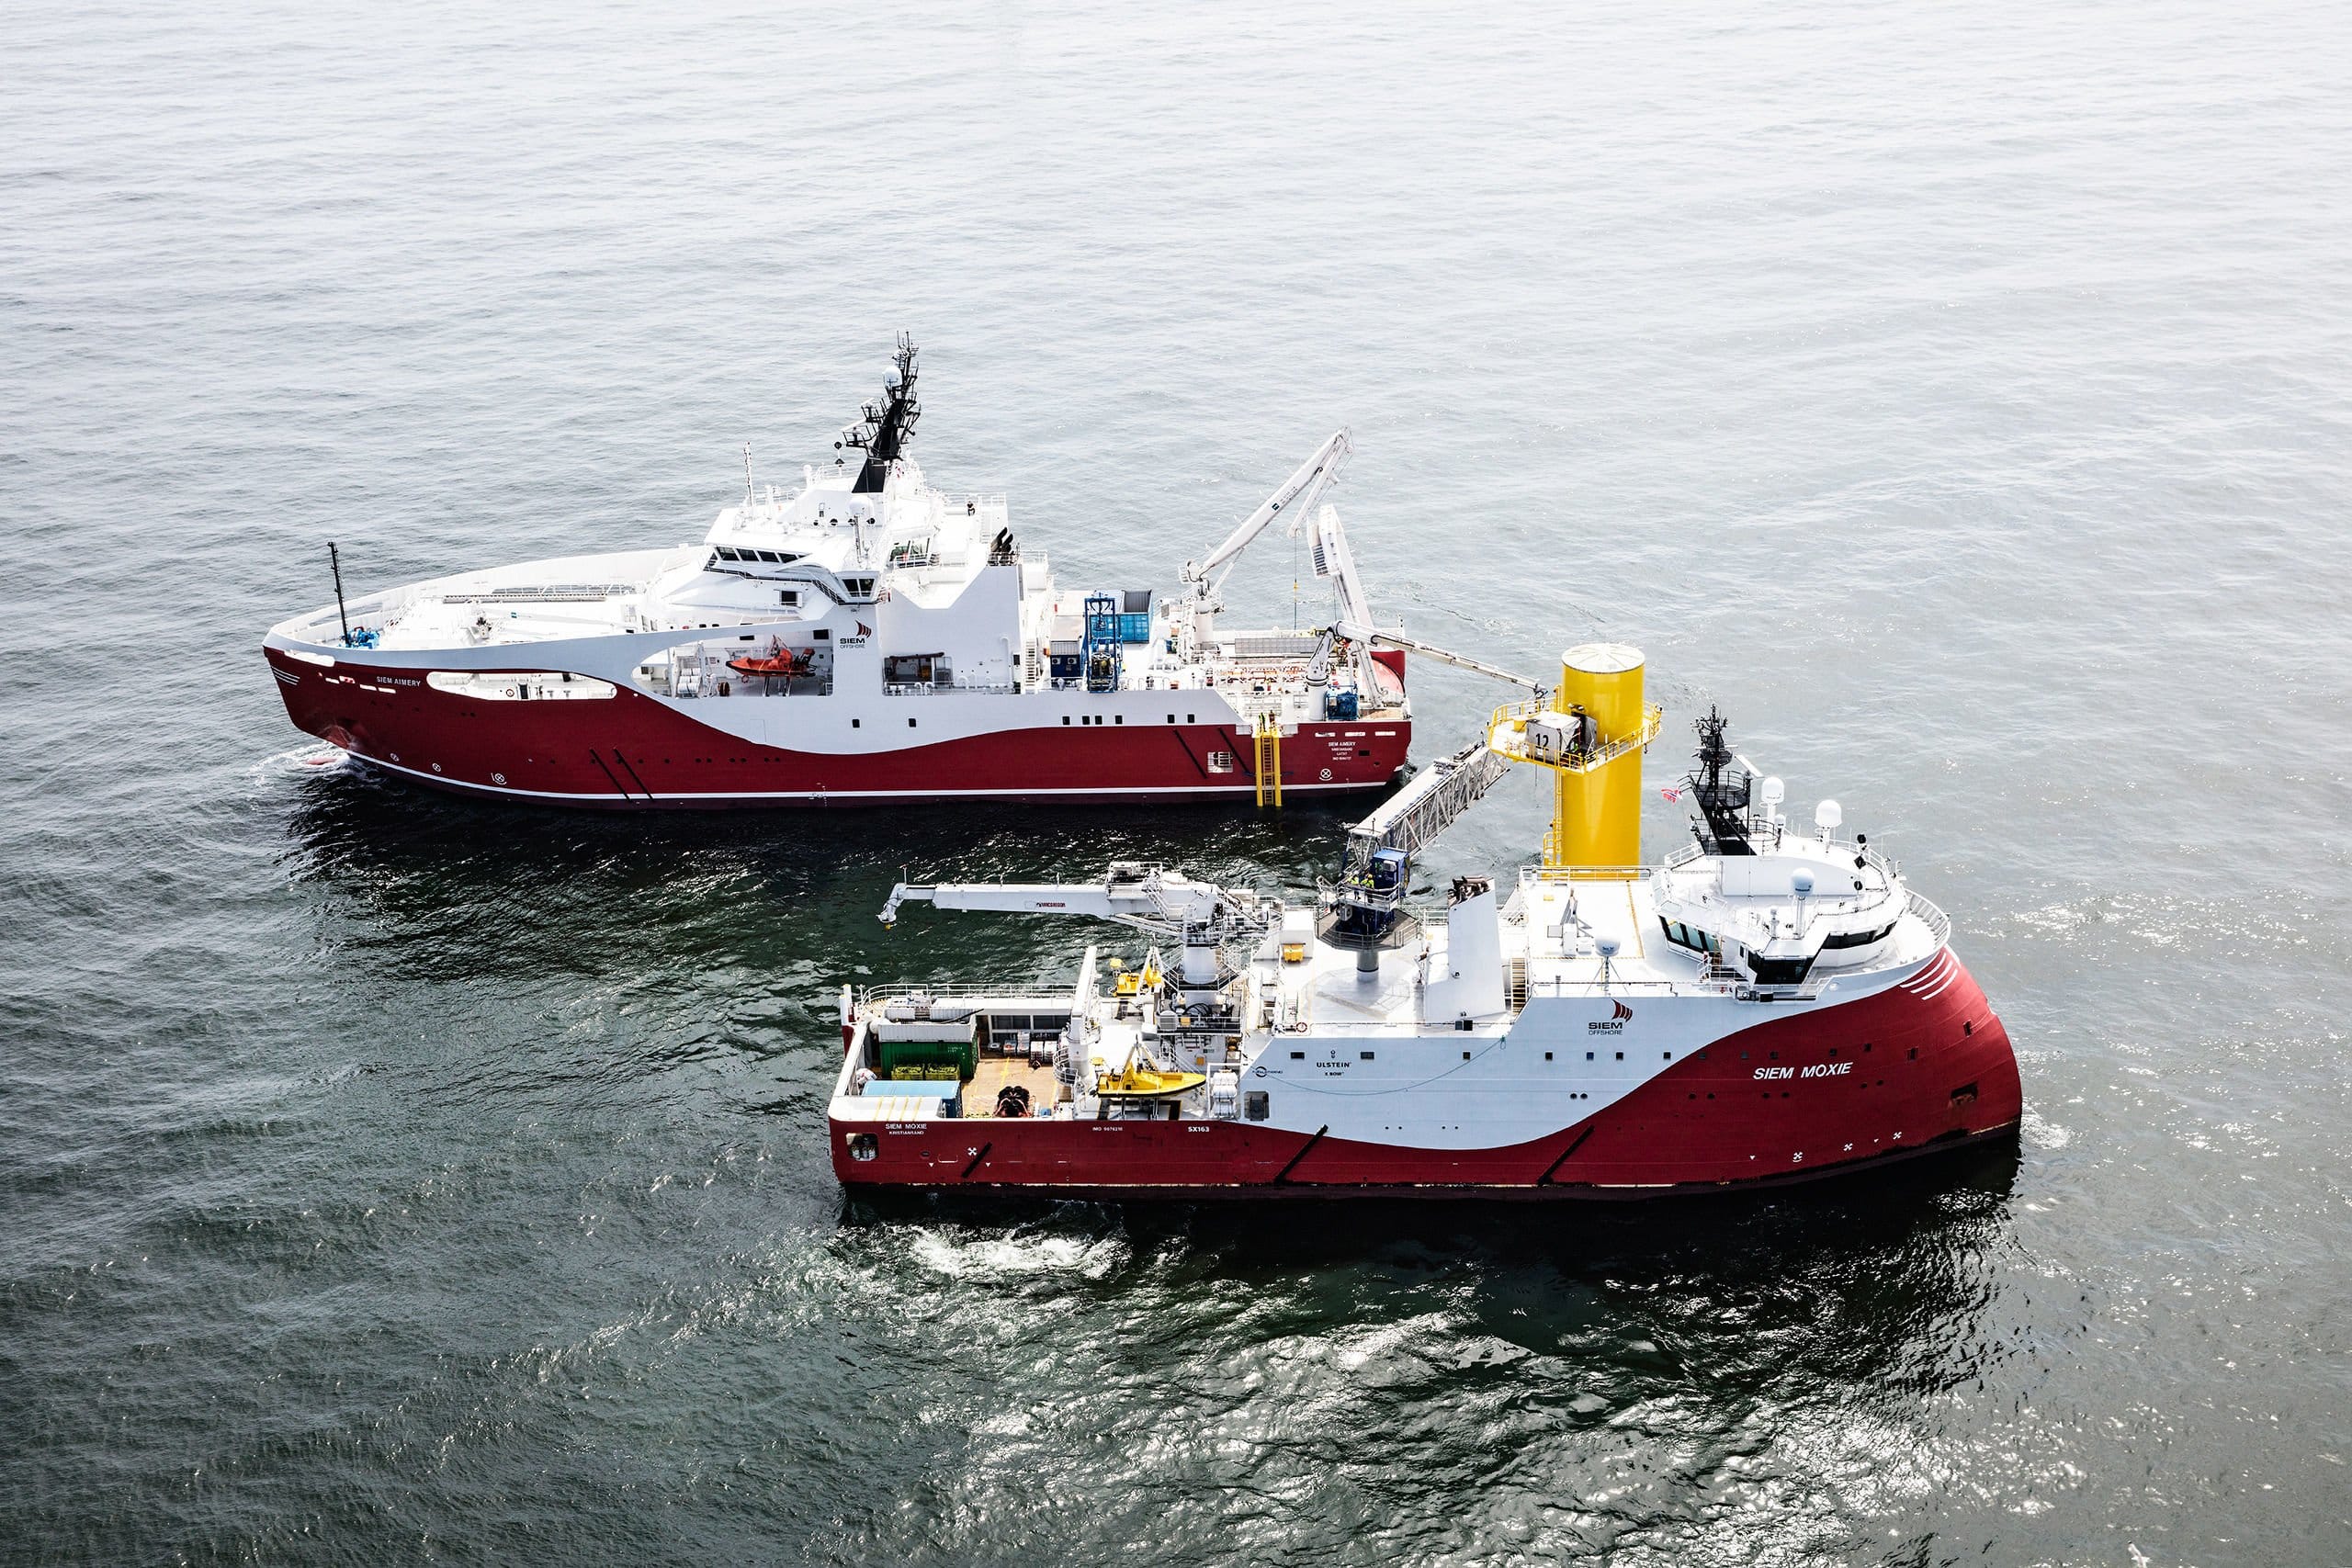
[262,339,1412,807]
[829,644,2021,1198]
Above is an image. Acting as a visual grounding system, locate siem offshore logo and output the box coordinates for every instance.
[1588,1000,1633,1032]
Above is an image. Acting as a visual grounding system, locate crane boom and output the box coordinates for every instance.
[1310,503,1373,638]
[1333,627,1544,693]
[1186,430,1352,597]
[879,863,1278,939]
[879,862,1284,987]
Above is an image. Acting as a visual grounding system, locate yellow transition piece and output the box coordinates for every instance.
[1547,643,1646,870]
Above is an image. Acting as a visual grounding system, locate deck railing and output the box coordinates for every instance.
[1487,699,1664,773]
[1905,888,1952,946]
[881,681,1022,697]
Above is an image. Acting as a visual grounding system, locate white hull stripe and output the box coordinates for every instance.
[1899,949,1959,999]
[357,753,1379,802]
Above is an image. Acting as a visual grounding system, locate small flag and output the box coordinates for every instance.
[1660,786,1681,802]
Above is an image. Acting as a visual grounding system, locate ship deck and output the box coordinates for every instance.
[962,1055,1062,1119]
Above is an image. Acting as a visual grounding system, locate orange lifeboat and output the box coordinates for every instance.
[727,640,813,680]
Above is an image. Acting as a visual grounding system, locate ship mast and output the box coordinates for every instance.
[1687,706,1756,856]
[841,334,922,495]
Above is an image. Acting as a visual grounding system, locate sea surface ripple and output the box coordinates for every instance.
[4,2,2350,1562]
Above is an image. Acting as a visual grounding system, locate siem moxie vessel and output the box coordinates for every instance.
[262,339,1422,807]
[830,643,2022,1198]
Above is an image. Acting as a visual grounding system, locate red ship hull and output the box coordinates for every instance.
[266,648,1411,807]
[829,956,2021,1198]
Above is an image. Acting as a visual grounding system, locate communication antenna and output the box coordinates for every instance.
[743,444,754,509]
[327,541,352,646]
[1597,933,1620,991]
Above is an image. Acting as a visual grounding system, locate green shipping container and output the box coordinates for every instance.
[876,1035,978,1081]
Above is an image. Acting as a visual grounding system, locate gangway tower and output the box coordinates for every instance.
[1487,643,1663,871]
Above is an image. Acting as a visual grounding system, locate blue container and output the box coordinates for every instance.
[1118,613,1151,643]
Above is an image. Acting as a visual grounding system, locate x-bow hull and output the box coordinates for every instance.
[830,950,2020,1196]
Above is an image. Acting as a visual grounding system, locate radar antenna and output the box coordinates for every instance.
[841,334,922,494]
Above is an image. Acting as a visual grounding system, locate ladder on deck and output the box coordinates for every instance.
[1253,713,1283,808]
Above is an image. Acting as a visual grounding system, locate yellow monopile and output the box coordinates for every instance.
[1547,643,1646,869]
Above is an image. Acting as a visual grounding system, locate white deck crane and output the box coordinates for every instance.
[879,862,1285,985]
[1182,428,1546,704]
[1182,429,1352,606]
[882,731,1516,987]
[1344,627,1544,693]
[1183,431,1355,677]
[1307,500,1546,696]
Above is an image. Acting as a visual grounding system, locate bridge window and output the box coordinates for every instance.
[1747,954,1815,986]
[1658,919,1719,954]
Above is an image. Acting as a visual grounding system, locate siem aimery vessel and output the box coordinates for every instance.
[262,339,1419,807]
[829,643,2022,1198]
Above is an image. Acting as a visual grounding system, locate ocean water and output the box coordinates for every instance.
[6,1,2351,1562]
